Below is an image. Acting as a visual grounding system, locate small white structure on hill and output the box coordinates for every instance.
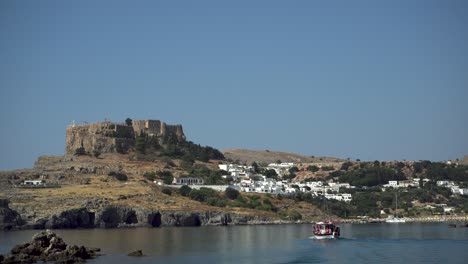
[22,180,44,186]
[267,162,294,177]
[173,177,204,185]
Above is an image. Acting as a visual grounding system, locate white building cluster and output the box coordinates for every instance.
[382,178,432,189]
[216,162,354,202]
[218,164,254,178]
[266,162,294,177]
[234,176,353,202]
[382,179,468,196]
[436,180,468,196]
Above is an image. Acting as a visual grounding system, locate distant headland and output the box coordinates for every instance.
[0,118,467,231]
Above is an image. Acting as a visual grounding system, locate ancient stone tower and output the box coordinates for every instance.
[131,120,185,142]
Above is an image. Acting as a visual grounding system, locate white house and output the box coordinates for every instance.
[323,193,352,202]
[218,164,229,171]
[443,207,455,213]
[173,177,204,185]
[437,180,453,187]
[388,181,399,187]
[285,186,299,194]
[341,193,352,202]
[22,180,44,186]
[451,186,460,194]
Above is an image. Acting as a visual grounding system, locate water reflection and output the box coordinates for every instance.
[1,223,467,264]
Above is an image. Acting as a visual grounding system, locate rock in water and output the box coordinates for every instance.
[127,250,144,257]
[0,230,100,263]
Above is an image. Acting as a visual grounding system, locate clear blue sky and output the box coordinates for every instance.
[1,0,467,170]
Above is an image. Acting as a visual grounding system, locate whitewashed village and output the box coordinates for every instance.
[220,162,353,202]
[170,162,354,202]
[168,160,468,215]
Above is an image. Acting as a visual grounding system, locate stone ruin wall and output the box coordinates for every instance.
[164,124,186,142]
[65,120,186,155]
[65,122,135,155]
[462,155,468,165]
[131,120,185,142]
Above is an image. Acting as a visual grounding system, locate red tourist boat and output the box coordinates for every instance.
[313,221,341,239]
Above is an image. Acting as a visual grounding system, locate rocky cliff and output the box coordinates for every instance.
[66,122,134,155]
[65,119,185,155]
[0,199,24,230]
[20,205,273,230]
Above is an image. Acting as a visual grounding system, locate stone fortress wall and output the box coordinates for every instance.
[65,119,185,155]
[132,120,185,142]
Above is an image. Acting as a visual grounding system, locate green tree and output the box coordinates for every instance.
[340,162,353,171]
[108,171,128,181]
[225,187,240,200]
[251,162,260,173]
[125,118,133,126]
[321,166,335,171]
[179,185,192,196]
[158,171,174,185]
[289,166,299,174]
[143,172,156,181]
[307,165,319,172]
[263,169,278,179]
[135,135,146,154]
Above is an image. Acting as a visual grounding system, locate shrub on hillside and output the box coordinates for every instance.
[188,187,218,202]
[340,161,353,171]
[157,170,174,185]
[92,149,101,158]
[321,166,335,171]
[307,165,319,172]
[108,171,128,181]
[279,210,302,221]
[143,172,156,181]
[179,185,192,197]
[225,187,240,200]
[207,197,227,207]
[74,146,86,156]
[162,188,172,195]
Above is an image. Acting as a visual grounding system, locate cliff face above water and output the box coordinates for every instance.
[0,199,23,230]
[65,119,185,155]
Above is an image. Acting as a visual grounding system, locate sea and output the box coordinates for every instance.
[1,223,467,263]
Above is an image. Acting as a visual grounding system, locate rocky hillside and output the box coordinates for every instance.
[222,149,344,165]
[0,153,329,231]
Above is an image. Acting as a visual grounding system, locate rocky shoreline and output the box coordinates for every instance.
[340,216,468,224]
[3,198,467,232]
[0,230,100,263]
[1,198,294,231]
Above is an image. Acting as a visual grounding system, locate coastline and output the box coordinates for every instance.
[339,215,468,224]
[4,215,468,232]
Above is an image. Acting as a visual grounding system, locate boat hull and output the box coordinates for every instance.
[313,234,339,239]
[385,217,405,223]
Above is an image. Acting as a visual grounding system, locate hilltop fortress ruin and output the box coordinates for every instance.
[66,119,185,155]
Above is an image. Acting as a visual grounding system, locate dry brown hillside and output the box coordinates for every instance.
[223,149,344,165]
[0,153,331,226]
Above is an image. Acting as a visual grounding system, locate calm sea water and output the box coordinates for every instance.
[1,223,467,263]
